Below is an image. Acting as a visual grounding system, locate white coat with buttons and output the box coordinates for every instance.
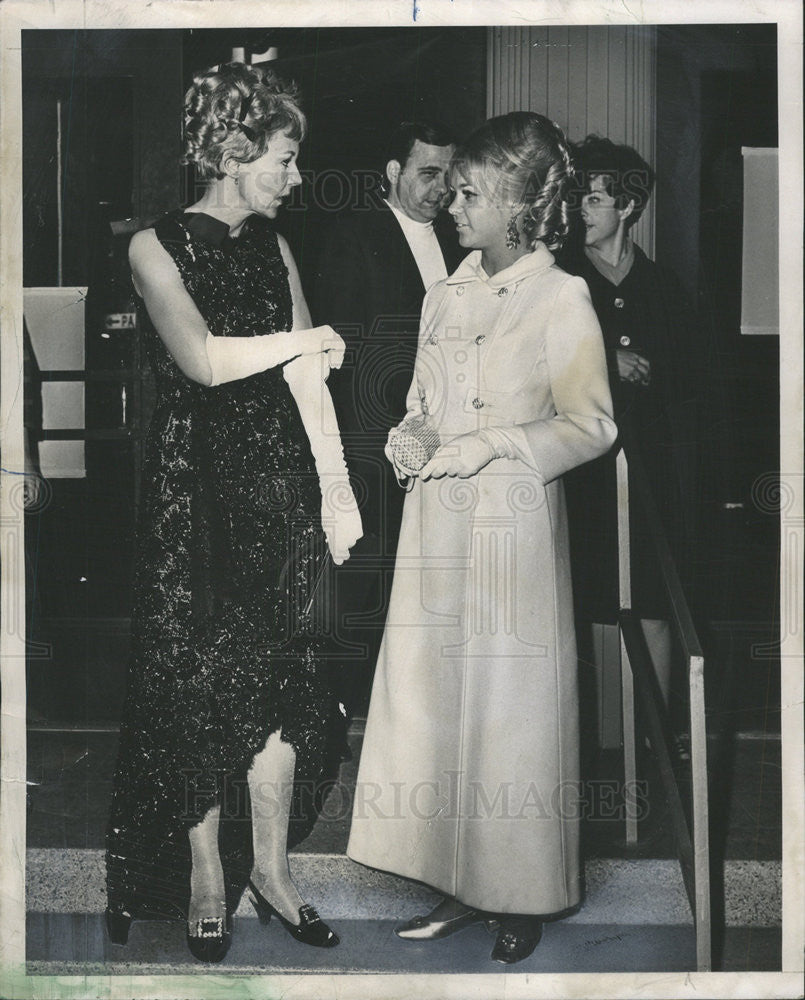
[347,244,617,916]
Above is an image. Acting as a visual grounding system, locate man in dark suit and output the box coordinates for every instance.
[313,120,466,732]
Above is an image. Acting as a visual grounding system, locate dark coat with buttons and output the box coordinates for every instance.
[562,245,699,621]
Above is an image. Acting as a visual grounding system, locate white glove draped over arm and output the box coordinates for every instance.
[283,353,362,564]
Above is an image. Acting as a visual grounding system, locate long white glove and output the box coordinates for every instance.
[206,326,345,386]
[283,352,362,564]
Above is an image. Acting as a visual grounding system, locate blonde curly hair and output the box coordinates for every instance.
[182,62,306,180]
[450,112,574,252]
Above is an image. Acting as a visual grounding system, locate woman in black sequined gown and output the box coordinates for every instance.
[105,63,361,961]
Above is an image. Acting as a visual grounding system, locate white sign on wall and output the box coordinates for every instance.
[23,287,87,478]
[741,148,779,336]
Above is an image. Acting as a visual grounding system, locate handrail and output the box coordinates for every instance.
[618,612,698,902]
[615,433,711,972]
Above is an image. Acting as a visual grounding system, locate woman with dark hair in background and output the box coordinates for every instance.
[561,135,699,711]
[347,112,616,964]
[105,62,361,962]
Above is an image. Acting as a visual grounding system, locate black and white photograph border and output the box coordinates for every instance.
[0,0,802,998]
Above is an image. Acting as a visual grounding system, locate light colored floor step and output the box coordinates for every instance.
[26,849,781,927]
[26,913,703,975]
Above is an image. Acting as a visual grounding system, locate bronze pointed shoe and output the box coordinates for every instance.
[395,907,485,940]
[490,917,543,964]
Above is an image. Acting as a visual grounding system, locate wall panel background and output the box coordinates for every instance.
[488,25,656,254]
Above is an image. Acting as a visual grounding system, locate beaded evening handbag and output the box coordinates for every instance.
[388,414,441,479]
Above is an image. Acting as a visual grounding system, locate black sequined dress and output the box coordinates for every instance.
[106,210,330,922]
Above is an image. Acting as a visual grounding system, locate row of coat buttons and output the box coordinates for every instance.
[427,333,487,346]
[613,292,627,344]
[613,296,626,347]
[455,286,510,297]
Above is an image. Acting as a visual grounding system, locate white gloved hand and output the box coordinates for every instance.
[419,432,496,481]
[295,325,345,373]
[283,353,362,564]
[318,474,363,565]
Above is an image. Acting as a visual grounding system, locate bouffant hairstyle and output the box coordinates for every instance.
[571,135,655,229]
[450,112,574,251]
[182,62,306,180]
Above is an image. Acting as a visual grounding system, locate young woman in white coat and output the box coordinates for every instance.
[346,111,618,965]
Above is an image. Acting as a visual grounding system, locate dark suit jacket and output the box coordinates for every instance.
[312,195,466,551]
[313,195,465,435]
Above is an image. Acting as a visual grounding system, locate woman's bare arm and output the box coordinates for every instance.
[129,229,341,385]
[277,233,313,330]
[129,228,215,384]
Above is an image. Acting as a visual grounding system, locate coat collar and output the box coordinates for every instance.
[573,242,649,290]
[445,243,555,288]
[584,238,635,287]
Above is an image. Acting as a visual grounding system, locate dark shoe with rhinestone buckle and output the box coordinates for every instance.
[248,880,339,948]
[490,915,543,964]
[186,912,231,963]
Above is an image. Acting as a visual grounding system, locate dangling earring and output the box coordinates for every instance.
[505,213,520,250]
[234,173,240,188]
